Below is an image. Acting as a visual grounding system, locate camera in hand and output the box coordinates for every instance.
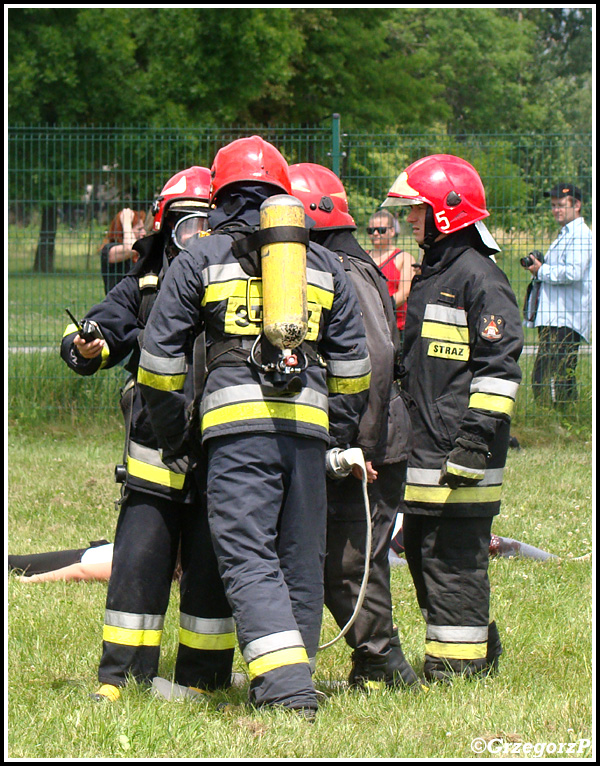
[520,250,543,269]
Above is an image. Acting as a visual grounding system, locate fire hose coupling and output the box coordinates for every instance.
[325,447,367,480]
[319,444,371,651]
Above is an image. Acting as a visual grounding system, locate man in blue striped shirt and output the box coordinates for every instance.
[525,183,593,405]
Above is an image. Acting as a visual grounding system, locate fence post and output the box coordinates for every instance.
[330,113,342,177]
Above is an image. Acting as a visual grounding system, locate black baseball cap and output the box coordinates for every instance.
[544,182,582,201]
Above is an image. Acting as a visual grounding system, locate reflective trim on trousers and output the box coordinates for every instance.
[179,613,237,651]
[425,640,487,661]
[103,609,165,647]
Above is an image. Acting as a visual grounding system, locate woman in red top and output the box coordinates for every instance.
[99,208,147,294]
[367,209,416,342]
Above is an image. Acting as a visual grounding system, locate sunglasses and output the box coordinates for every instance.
[367,226,391,235]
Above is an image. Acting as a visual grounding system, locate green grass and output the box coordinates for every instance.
[6,421,593,758]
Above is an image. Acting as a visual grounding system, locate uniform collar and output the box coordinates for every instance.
[421,229,474,275]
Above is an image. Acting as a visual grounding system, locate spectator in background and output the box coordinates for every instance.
[367,208,416,345]
[100,208,147,294]
[523,183,593,407]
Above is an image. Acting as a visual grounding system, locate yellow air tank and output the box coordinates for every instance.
[259,195,308,358]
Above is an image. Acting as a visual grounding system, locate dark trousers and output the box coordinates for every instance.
[98,486,233,689]
[206,433,326,711]
[403,514,492,678]
[324,461,406,659]
[8,547,94,574]
[532,326,581,404]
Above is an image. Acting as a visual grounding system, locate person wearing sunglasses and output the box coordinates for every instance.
[367,209,416,344]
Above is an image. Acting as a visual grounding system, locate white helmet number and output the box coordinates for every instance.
[435,210,451,231]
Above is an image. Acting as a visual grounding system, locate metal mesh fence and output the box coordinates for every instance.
[7,123,592,422]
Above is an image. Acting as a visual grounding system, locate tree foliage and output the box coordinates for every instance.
[8,7,592,133]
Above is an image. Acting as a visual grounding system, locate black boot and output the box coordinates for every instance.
[485,620,503,676]
[348,651,388,691]
[386,629,424,689]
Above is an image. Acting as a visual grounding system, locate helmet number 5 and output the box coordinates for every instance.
[435,210,450,231]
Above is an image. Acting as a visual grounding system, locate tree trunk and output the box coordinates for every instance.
[33,204,58,273]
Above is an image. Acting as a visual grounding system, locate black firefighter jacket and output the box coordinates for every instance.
[60,233,198,503]
[313,228,412,465]
[401,228,523,517]
[137,226,371,454]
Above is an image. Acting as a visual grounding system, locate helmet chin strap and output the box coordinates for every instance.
[421,205,441,250]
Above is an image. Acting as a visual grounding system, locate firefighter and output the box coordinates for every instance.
[61,167,235,702]
[288,162,421,691]
[137,136,370,718]
[381,154,523,681]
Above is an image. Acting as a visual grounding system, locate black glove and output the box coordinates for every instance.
[160,448,192,475]
[439,436,489,489]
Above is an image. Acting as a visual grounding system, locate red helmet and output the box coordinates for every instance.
[382,154,489,234]
[289,163,356,230]
[209,135,292,203]
[152,166,211,232]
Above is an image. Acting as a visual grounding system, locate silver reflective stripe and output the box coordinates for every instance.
[407,467,504,486]
[470,376,519,399]
[180,613,235,635]
[327,356,371,377]
[202,262,247,284]
[426,625,488,643]
[104,609,165,631]
[445,460,485,478]
[243,630,305,663]
[423,304,468,326]
[201,383,329,416]
[129,440,170,469]
[139,348,187,375]
[307,268,334,291]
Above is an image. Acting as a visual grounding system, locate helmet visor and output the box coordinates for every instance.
[172,213,209,249]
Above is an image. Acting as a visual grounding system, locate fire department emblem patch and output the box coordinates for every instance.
[480,314,504,342]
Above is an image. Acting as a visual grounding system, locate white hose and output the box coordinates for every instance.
[318,448,372,651]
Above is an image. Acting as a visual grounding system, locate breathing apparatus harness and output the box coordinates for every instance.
[200,197,374,650]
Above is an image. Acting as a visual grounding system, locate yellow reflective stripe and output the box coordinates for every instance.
[201,401,329,432]
[469,392,515,416]
[103,625,162,647]
[203,279,333,308]
[247,647,309,680]
[98,342,111,369]
[179,627,237,651]
[422,320,470,344]
[306,283,334,310]
[425,641,487,660]
[63,323,79,338]
[445,462,485,480]
[404,484,502,504]
[127,456,186,490]
[137,368,186,391]
[327,372,371,394]
[203,278,260,306]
